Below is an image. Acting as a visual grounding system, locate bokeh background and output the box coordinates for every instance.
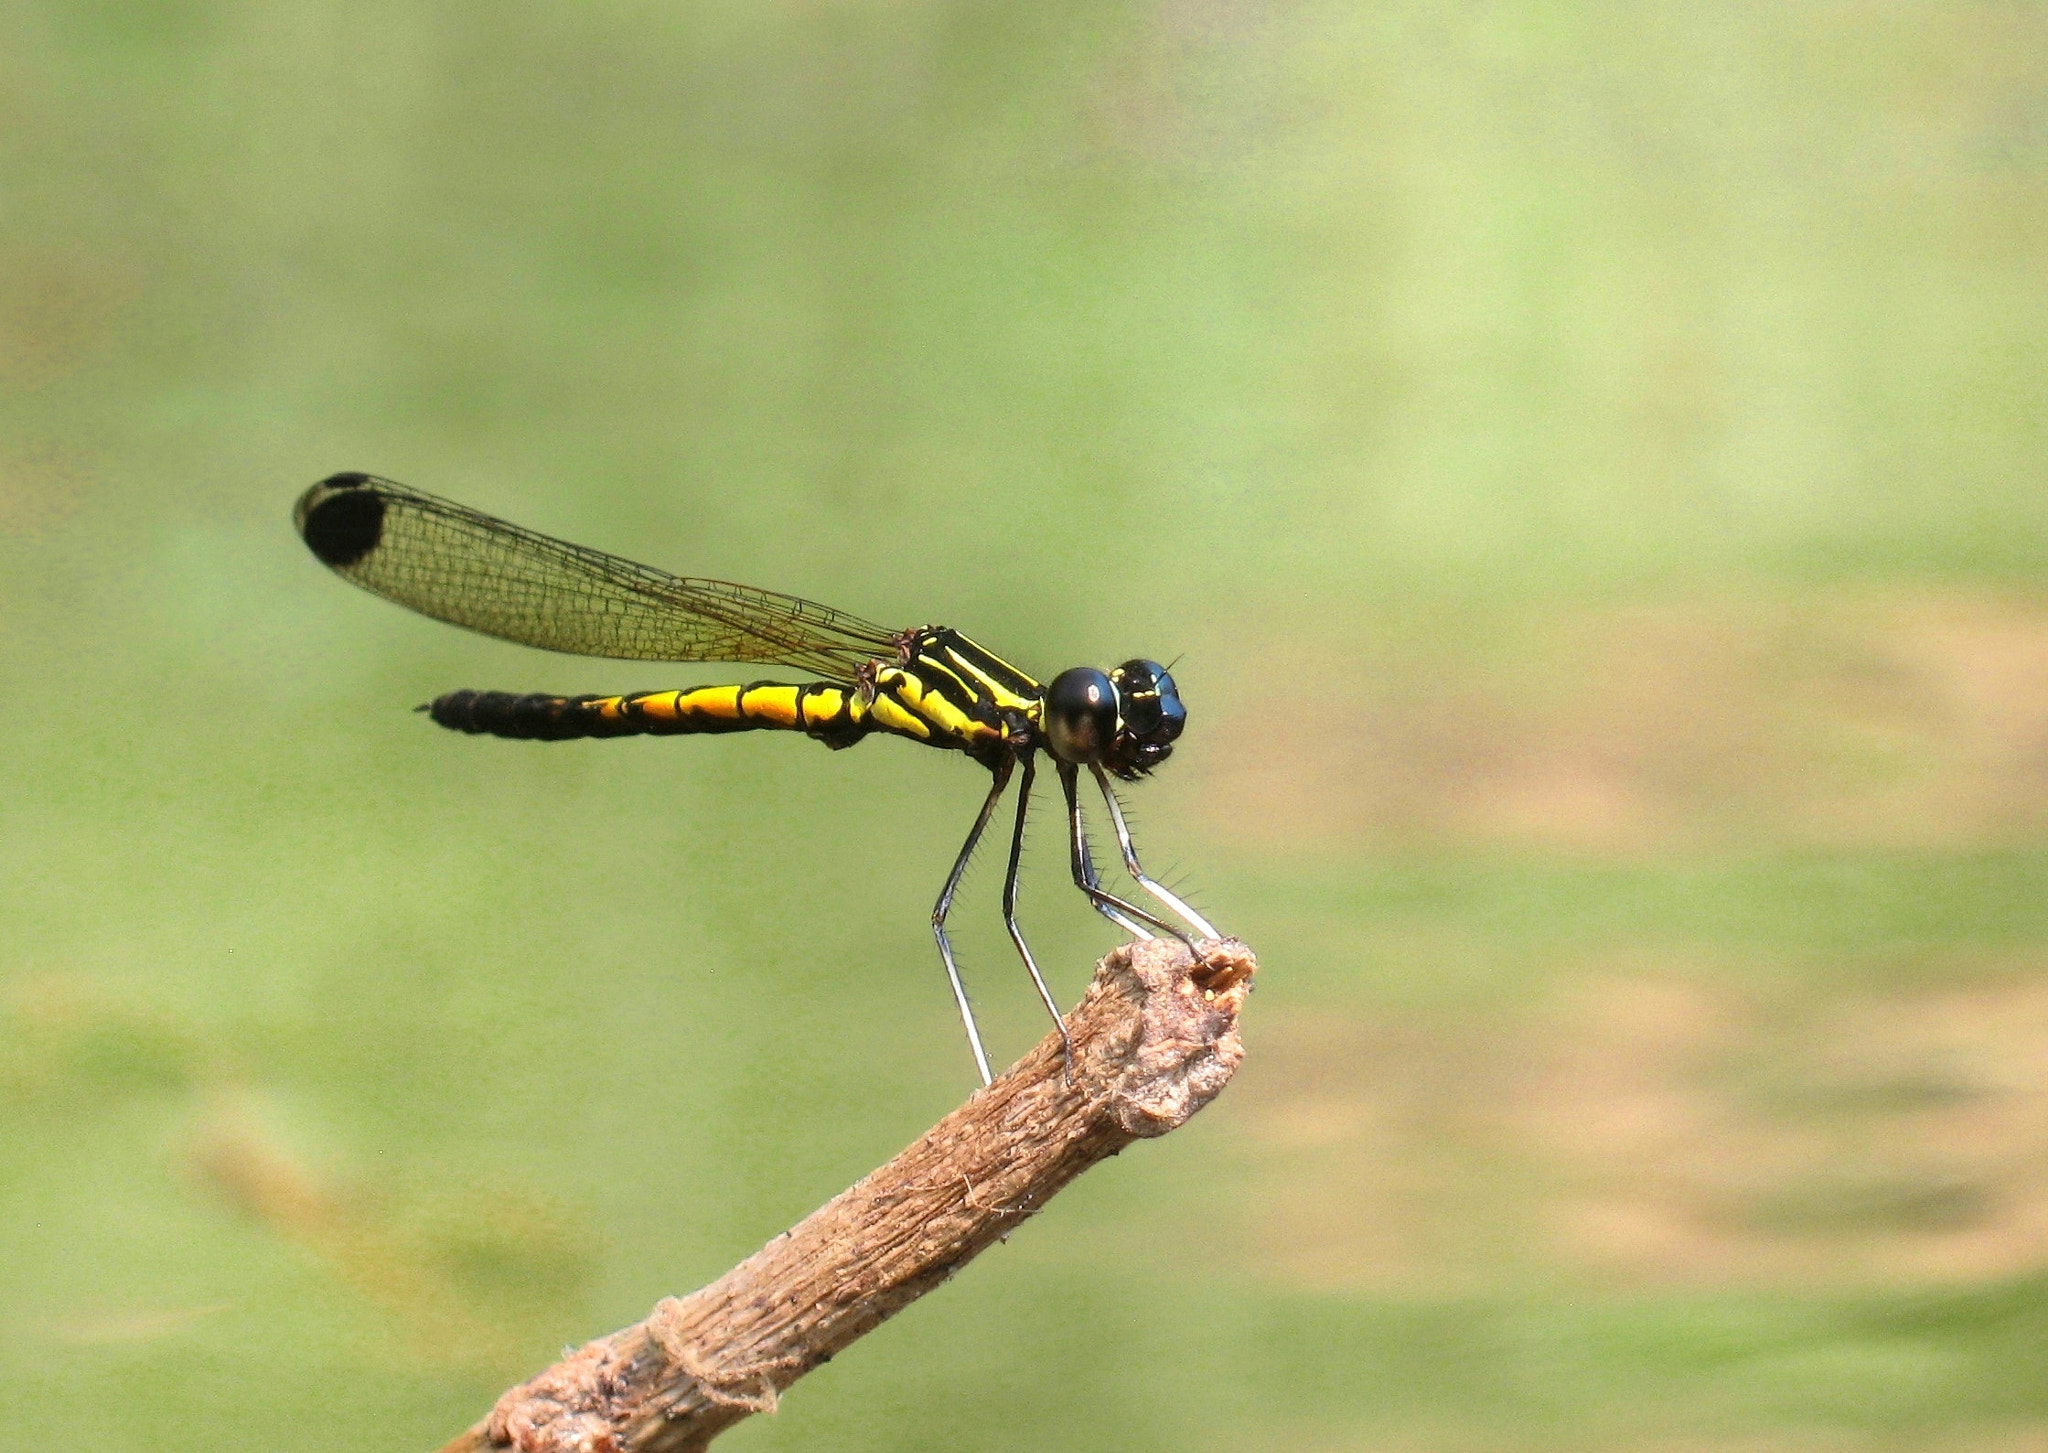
[6,3,2048,1449]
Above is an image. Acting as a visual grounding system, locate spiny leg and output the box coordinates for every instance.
[1080,829,1154,939]
[1000,753,1073,1070]
[1056,760,1192,945]
[933,757,1014,1087]
[1088,762,1220,940]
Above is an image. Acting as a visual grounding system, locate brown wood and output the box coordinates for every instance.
[435,935,1256,1453]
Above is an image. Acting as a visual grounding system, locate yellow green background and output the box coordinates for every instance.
[6,4,2048,1449]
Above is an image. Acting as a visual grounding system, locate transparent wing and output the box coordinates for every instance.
[293,473,898,678]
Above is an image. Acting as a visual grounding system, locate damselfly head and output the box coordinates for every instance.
[1044,659,1185,779]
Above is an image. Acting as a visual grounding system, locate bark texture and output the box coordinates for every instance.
[435,935,1256,1453]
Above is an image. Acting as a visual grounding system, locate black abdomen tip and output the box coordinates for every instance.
[426,689,623,741]
[295,474,386,567]
[428,689,489,732]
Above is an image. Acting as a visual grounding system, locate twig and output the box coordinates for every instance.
[435,935,1256,1453]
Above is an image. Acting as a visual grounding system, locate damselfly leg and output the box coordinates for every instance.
[1056,760,1195,948]
[933,757,1013,1085]
[1000,752,1073,1071]
[1088,762,1219,941]
[1079,829,1154,939]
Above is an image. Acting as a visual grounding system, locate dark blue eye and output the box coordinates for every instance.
[1112,659,1185,745]
[1045,667,1117,764]
[1151,674,1186,743]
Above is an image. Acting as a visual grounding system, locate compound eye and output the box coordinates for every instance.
[1045,667,1118,764]
[1113,659,1186,745]
[1153,685,1186,744]
[1150,666,1186,743]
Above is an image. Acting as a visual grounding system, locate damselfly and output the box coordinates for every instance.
[294,473,1218,1082]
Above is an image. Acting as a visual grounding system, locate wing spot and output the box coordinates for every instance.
[299,485,386,567]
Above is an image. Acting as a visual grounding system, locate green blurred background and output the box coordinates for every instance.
[6,3,2048,1449]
